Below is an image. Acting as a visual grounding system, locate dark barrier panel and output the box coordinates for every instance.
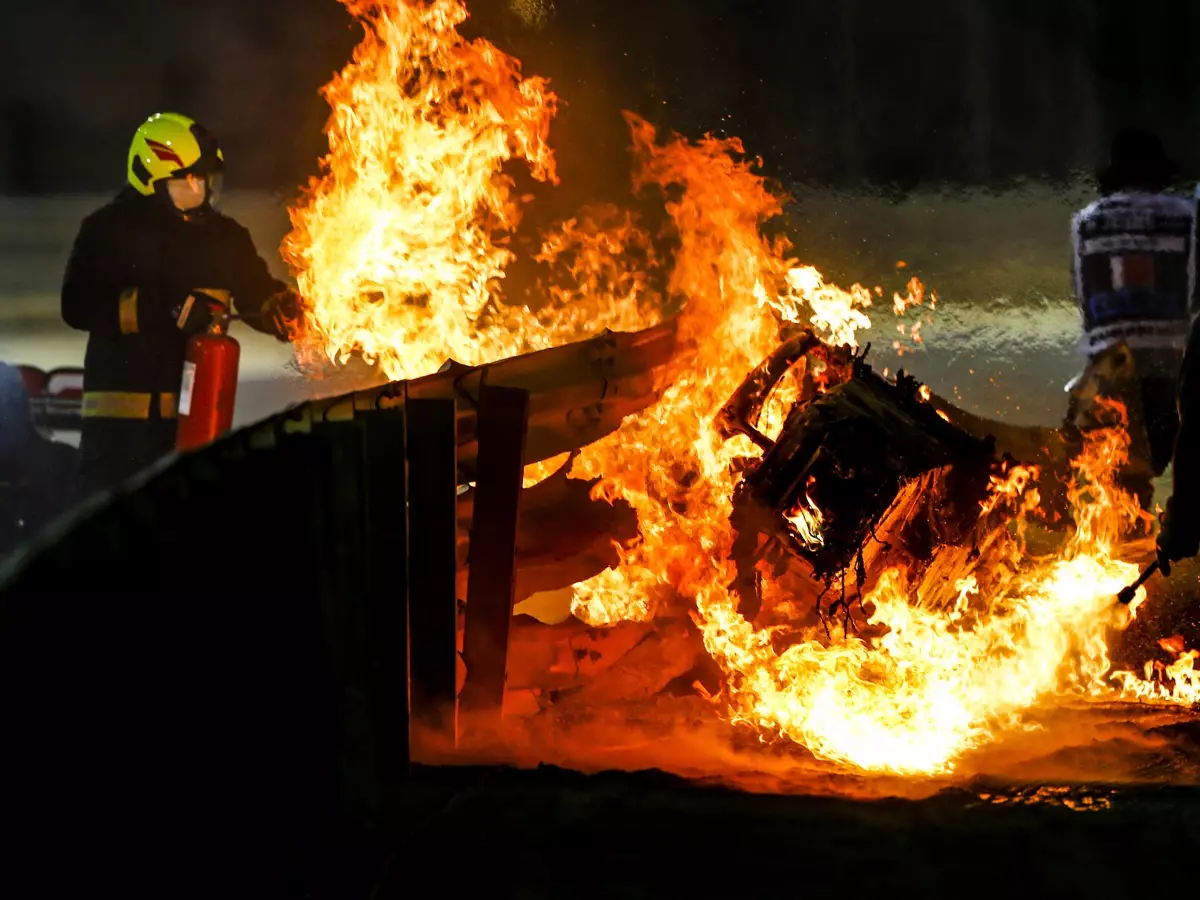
[358,409,411,780]
[459,386,530,734]
[312,420,384,822]
[0,425,351,893]
[404,398,459,742]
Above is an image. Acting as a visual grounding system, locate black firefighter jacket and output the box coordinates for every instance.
[1171,316,1200,543]
[61,187,287,401]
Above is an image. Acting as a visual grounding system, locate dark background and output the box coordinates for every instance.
[1,0,1198,195]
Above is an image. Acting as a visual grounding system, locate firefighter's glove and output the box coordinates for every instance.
[1156,498,1200,577]
[173,290,229,337]
[262,289,304,342]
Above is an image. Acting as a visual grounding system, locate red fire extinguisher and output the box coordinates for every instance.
[177,303,241,451]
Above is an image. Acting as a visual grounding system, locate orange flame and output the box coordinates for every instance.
[1113,650,1200,705]
[687,421,1151,774]
[283,0,661,380]
[567,115,876,627]
[785,493,826,549]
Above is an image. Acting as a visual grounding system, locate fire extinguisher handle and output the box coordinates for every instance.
[208,308,235,336]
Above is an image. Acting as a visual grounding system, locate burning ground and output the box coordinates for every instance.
[284,0,1200,787]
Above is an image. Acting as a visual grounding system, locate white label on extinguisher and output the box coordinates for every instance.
[179,361,197,416]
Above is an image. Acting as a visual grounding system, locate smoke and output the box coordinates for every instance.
[507,0,555,29]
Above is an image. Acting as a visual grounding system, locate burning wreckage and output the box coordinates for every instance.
[494,323,1176,733]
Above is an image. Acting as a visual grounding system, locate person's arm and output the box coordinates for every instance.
[1170,319,1200,515]
[60,213,176,336]
[1191,198,1200,320]
[1159,316,1200,571]
[227,223,294,339]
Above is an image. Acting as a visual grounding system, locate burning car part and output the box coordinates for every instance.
[719,329,998,622]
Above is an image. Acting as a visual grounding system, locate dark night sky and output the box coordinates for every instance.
[0,0,355,192]
[2,0,1199,194]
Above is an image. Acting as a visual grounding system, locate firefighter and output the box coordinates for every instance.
[0,363,79,558]
[1069,128,1194,486]
[61,112,301,494]
[1157,315,1200,574]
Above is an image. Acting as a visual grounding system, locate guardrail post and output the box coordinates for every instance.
[459,386,530,739]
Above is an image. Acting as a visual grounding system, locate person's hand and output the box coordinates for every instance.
[1156,498,1200,577]
[262,289,304,342]
[173,289,230,337]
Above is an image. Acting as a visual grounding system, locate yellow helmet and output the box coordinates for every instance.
[126,112,224,196]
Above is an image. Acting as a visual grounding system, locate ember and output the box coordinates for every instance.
[284,0,1198,778]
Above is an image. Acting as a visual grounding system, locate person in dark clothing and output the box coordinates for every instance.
[61,111,301,494]
[1158,316,1200,574]
[1070,128,1194,485]
[0,363,80,559]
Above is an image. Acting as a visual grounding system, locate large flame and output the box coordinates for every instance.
[283,0,658,378]
[568,114,875,625]
[288,0,1195,777]
[693,422,1149,775]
